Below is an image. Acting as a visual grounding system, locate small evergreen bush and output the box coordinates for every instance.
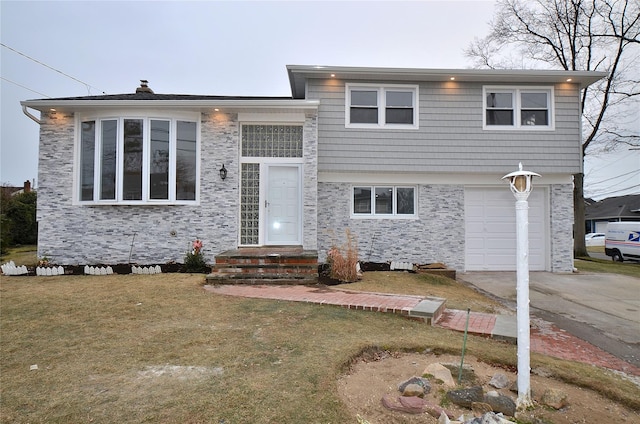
[183,239,209,273]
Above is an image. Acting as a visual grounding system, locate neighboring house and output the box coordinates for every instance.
[585,194,640,233]
[21,65,605,272]
[1,180,33,198]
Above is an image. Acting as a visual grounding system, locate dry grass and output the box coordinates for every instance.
[339,271,507,313]
[1,273,638,423]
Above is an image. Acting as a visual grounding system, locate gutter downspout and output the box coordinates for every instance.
[22,105,43,124]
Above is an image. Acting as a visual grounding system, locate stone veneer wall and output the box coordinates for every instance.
[317,183,465,270]
[318,182,575,272]
[302,114,318,250]
[549,183,575,272]
[36,110,318,265]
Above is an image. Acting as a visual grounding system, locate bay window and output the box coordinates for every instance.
[78,114,199,204]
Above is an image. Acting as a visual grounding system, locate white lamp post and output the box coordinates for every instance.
[502,162,540,410]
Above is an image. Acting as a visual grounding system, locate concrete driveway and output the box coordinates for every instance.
[458,271,640,367]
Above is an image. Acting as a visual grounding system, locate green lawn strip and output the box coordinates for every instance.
[575,257,640,278]
[0,244,38,266]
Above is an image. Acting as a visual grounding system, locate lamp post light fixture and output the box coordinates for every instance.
[502,162,540,411]
[219,164,227,181]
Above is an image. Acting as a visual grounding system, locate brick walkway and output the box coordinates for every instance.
[208,284,424,314]
[436,310,496,334]
[204,284,640,376]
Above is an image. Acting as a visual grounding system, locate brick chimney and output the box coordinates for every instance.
[23,180,31,193]
[136,80,154,94]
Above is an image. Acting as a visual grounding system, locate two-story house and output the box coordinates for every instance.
[21,65,605,274]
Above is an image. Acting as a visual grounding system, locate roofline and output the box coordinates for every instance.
[287,64,608,98]
[20,99,320,113]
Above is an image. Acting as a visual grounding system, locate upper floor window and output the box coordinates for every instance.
[346,84,418,129]
[77,113,199,204]
[483,86,554,130]
[352,186,416,218]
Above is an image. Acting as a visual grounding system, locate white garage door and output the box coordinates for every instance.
[465,188,547,271]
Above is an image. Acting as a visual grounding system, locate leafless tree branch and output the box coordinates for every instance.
[465,0,640,256]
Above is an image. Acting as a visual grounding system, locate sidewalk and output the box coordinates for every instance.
[204,284,640,376]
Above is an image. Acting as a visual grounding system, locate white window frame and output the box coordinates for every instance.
[74,111,200,205]
[482,86,555,130]
[351,185,418,219]
[345,83,419,129]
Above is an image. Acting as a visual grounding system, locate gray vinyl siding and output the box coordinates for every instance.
[308,79,582,174]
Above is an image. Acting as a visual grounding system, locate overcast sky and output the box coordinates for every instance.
[1,0,638,200]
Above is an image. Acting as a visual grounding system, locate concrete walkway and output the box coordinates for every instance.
[204,283,640,376]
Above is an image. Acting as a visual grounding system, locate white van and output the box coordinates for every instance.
[605,222,640,262]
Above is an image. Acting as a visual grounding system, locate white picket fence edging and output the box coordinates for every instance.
[2,262,165,276]
[131,265,162,275]
[36,266,65,276]
[84,266,114,275]
[390,261,415,271]
[1,261,28,276]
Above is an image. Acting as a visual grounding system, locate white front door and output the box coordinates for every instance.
[265,165,301,245]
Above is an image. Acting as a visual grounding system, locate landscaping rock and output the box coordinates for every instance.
[402,383,425,397]
[398,376,431,394]
[471,401,493,416]
[424,363,456,387]
[382,394,455,418]
[381,394,424,414]
[417,400,455,419]
[483,391,516,416]
[541,388,569,409]
[488,373,509,389]
[466,412,516,423]
[438,412,453,424]
[399,395,428,411]
[441,362,477,385]
[447,385,484,408]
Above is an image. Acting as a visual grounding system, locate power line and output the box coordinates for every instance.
[589,170,640,187]
[1,43,106,95]
[586,183,640,197]
[586,168,640,186]
[1,77,51,98]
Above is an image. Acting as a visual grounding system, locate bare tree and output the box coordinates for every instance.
[467,0,640,257]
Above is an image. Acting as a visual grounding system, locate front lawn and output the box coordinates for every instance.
[1,273,637,423]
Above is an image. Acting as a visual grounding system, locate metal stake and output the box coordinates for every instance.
[458,308,471,384]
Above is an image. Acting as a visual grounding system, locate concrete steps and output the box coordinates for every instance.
[408,296,447,325]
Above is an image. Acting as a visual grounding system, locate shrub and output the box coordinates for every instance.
[183,239,209,273]
[1,190,37,250]
[327,229,360,283]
